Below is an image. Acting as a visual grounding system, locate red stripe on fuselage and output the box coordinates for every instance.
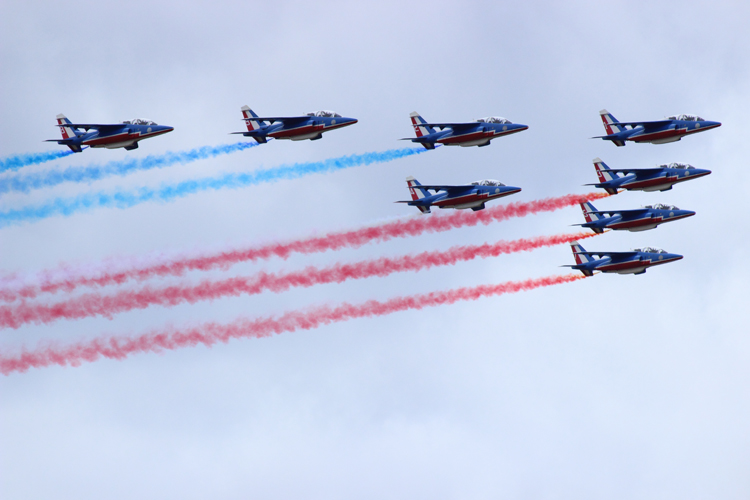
[598,256,681,272]
[82,128,171,146]
[628,127,687,143]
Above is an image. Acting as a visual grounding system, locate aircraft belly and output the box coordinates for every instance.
[101,141,137,149]
[435,193,484,209]
[598,260,645,273]
[610,217,658,230]
[622,176,677,191]
[83,131,138,146]
[626,224,658,232]
[269,125,318,139]
[629,128,687,143]
[438,131,489,146]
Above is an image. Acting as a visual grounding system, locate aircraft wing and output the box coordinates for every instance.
[606,167,668,175]
[64,123,128,133]
[588,208,650,216]
[610,120,674,129]
[414,184,474,192]
[580,251,640,259]
[242,116,310,125]
[420,122,481,133]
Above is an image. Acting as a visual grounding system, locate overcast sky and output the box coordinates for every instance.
[1,2,749,499]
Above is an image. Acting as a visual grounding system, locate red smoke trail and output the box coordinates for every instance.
[0,192,609,302]
[0,273,586,375]
[0,232,598,329]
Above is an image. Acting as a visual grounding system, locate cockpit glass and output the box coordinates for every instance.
[476,116,511,124]
[667,114,703,121]
[307,110,342,118]
[659,162,695,170]
[123,119,157,125]
[636,247,667,254]
[470,179,506,187]
[645,203,678,210]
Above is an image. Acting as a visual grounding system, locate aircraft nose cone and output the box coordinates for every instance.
[673,254,684,261]
[684,210,696,217]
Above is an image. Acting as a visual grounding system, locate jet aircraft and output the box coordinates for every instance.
[576,201,695,233]
[401,112,528,149]
[564,241,683,276]
[593,109,720,146]
[396,176,521,213]
[586,158,711,194]
[232,106,357,143]
[46,114,173,152]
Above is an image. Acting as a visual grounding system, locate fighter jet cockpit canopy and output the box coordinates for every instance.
[659,162,695,170]
[476,116,512,124]
[635,247,668,254]
[122,119,158,125]
[644,203,679,211]
[306,110,342,118]
[667,114,704,121]
[470,179,506,187]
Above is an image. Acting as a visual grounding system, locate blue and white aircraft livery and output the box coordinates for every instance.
[46,114,174,152]
[593,109,721,146]
[402,112,528,149]
[587,158,711,194]
[232,106,357,143]
[565,241,683,276]
[396,176,521,214]
[576,201,695,233]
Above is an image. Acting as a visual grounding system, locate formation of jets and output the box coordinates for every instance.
[42,106,720,277]
[564,111,718,275]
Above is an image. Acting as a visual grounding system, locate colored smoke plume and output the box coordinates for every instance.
[0,192,609,302]
[0,150,74,173]
[0,142,259,195]
[0,232,597,329]
[0,147,428,226]
[0,274,586,374]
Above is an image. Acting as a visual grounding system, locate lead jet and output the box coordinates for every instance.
[401,112,528,149]
[564,241,683,276]
[396,176,521,214]
[575,201,695,233]
[586,158,711,194]
[46,114,173,152]
[593,109,721,146]
[232,106,357,143]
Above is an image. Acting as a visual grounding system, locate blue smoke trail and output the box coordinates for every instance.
[0,150,75,173]
[0,148,429,227]
[0,142,260,195]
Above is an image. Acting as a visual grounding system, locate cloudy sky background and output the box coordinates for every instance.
[1,2,749,499]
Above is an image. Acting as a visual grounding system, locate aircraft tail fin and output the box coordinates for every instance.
[406,176,432,213]
[570,240,593,265]
[56,114,79,141]
[580,201,600,223]
[593,157,619,184]
[241,106,263,131]
[599,109,625,135]
[409,112,436,138]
